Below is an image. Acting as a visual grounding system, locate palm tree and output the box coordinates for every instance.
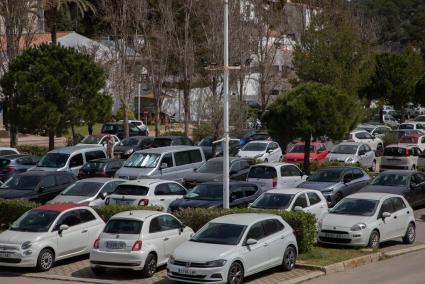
[43,0,95,44]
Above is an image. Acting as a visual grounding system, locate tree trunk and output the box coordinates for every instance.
[183,84,190,135]
[260,79,267,112]
[239,73,244,101]
[48,129,55,151]
[71,125,76,145]
[88,123,93,135]
[155,94,161,137]
[9,124,17,148]
[123,103,129,138]
[303,136,311,175]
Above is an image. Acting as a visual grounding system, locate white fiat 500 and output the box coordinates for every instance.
[90,210,193,277]
[0,203,105,271]
[167,213,297,284]
[318,193,416,248]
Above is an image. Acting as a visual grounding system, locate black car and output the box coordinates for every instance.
[78,158,124,179]
[114,136,154,159]
[151,136,194,148]
[197,136,241,160]
[182,157,255,188]
[360,170,425,208]
[101,122,148,140]
[0,154,40,182]
[0,171,76,203]
[168,181,263,211]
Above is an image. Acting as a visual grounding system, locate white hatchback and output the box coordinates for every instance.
[167,213,298,284]
[237,141,282,162]
[90,210,193,277]
[0,203,104,271]
[105,179,187,211]
[345,130,383,152]
[246,163,307,190]
[318,193,416,248]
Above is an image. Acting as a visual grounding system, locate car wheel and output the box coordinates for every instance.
[91,266,107,275]
[368,230,380,249]
[36,248,54,272]
[403,223,416,244]
[141,253,157,277]
[227,262,244,284]
[282,246,297,271]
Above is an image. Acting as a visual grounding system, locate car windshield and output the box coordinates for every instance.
[384,147,407,157]
[330,198,379,216]
[104,219,143,234]
[124,152,160,168]
[370,174,409,186]
[248,166,277,179]
[251,193,294,209]
[1,175,41,190]
[191,222,246,245]
[198,137,213,146]
[399,136,418,144]
[242,142,267,151]
[356,126,374,133]
[10,210,59,232]
[119,137,140,147]
[184,184,222,201]
[113,185,149,196]
[152,138,172,147]
[37,153,69,168]
[400,124,414,130]
[61,182,103,197]
[81,135,103,144]
[331,145,358,154]
[197,160,223,174]
[82,161,106,170]
[289,144,315,153]
[308,168,344,182]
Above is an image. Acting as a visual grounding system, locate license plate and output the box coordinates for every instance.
[116,200,132,205]
[323,233,346,238]
[178,268,196,275]
[106,241,125,249]
[0,252,12,258]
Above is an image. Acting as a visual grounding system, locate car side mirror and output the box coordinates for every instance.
[293,206,304,212]
[266,149,272,153]
[99,192,107,200]
[410,183,418,190]
[245,238,258,246]
[160,163,168,169]
[59,224,69,232]
[193,168,197,172]
[343,177,352,184]
[38,186,45,192]
[382,212,391,219]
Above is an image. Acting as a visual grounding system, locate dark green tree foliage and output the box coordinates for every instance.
[1,44,107,150]
[264,82,362,173]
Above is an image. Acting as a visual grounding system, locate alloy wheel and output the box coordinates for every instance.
[147,257,157,276]
[285,248,296,269]
[229,263,243,284]
[41,251,53,270]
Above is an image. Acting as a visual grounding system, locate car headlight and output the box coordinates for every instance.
[204,259,227,267]
[350,223,367,231]
[21,241,32,250]
[124,149,134,155]
[169,255,175,264]
[345,157,354,163]
[254,154,263,158]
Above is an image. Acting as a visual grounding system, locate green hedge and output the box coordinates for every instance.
[17,145,49,156]
[174,208,316,253]
[0,199,39,231]
[306,160,372,175]
[93,205,162,222]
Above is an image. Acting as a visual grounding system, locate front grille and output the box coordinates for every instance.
[0,245,19,251]
[91,260,141,267]
[319,237,351,244]
[0,257,21,263]
[173,260,208,268]
[171,272,207,279]
[321,230,349,235]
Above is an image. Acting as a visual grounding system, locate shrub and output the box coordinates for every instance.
[0,199,39,230]
[382,132,399,146]
[93,205,162,222]
[17,145,49,156]
[174,208,316,253]
[115,107,136,121]
[192,122,214,142]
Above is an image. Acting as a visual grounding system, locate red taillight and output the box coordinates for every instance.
[93,238,100,249]
[406,149,410,157]
[272,177,277,188]
[138,199,149,206]
[3,166,14,173]
[131,240,142,251]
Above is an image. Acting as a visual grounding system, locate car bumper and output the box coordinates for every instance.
[318,229,370,247]
[90,249,147,270]
[0,251,39,268]
[167,262,229,283]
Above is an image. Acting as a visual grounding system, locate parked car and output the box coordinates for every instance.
[0,154,40,182]
[0,147,19,156]
[167,213,298,283]
[106,179,187,211]
[182,157,255,188]
[168,181,263,212]
[355,124,391,139]
[78,159,124,179]
[78,134,120,147]
[326,142,376,171]
[113,136,154,159]
[31,145,107,176]
[114,146,206,181]
[246,163,307,190]
[0,171,76,203]
[125,119,149,136]
[391,129,425,139]
[250,188,328,221]
[359,170,425,208]
[380,144,422,171]
[245,132,271,143]
[197,136,241,160]
[297,167,371,206]
[399,134,425,151]
[284,142,328,163]
[318,193,415,249]
[0,203,105,271]
[49,178,125,206]
[90,210,194,277]
[151,136,194,148]
[101,122,148,140]
[237,140,283,162]
[414,115,425,122]
[237,128,257,146]
[383,114,399,128]
[399,122,425,131]
[345,130,383,153]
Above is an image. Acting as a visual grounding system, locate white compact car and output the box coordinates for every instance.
[90,210,193,277]
[345,130,383,153]
[78,134,120,147]
[0,203,105,271]
[318,193,416,248]
[237,141,282,162]
[167,213,298,284]
[246,163,307,190]
[250,188,328,222]
[380,144,422,171]
[327,142,376,171]
[105,179,187,211]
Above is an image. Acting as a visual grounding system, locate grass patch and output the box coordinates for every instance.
[298,245,371,266]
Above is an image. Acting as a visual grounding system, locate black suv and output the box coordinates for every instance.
[101,122,148,140]
[114,136,154,159]
[151,136,194,148]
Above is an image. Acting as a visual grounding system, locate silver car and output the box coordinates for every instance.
[327,142,376,171]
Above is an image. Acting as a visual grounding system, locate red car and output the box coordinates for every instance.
[284,142,329,163]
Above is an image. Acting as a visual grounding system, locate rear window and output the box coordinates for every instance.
[104,219,143,234]
[248,166,277,179]
[82,161,106,170]
[399,136,418,144]
[400,124,414,130]
[113,185,149,196]
[384,147,407,157]
[152,138,172,147]
[0,159,11,168]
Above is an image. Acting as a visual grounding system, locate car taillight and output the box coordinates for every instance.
[272,177,277,188]
[406,149,410,157]
[105,197,110,205]
[138,199,149,206]
[93,238,100,249]
[3,166,14,173]
[131,240,142,251]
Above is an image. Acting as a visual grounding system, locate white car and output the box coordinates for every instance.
[125,120,149,136]
[327,142,376,171]
[246,163,307,190]
[250,188,328,222]
[355,124,391,139]
[0,147,19,156]
[48,178,126,206]
[380,144,422,171]
[399,134,425,151]
[78,134,120,147]
[105,179,187,211]
[399,122,425,131]
[383,114,399,128]
[90,210,193,277]
[318,193,415,248]
[0,203,105,271]
[345,130,383,153]
[237,141,282,162]
[167,213,298,284]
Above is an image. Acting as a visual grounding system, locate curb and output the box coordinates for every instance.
[24,273,115,284]
[287,270,325,284]
[382,243,425,258]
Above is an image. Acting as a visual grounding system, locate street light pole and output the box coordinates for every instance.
[138,82,141,121]
[223,0,230,209]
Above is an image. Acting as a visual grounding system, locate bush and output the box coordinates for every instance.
[382,132,399,146]
[115,107,136,121]
[17,145,49,156]
[192,122,214,142]
[0,199,39,230]
[161,131,187,137]
[174,208,316,253]
[93,205,162,222]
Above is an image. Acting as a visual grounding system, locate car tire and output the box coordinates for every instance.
[36,248,54,272]
[141,253,157,278]
[403,223,416,244]
[282,246,297,271]
[368,230,380,249]
[227,262,244,284]
[91,266,107,275]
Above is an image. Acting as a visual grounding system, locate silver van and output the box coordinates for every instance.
[30,145,107,176]
[114,146,205,181]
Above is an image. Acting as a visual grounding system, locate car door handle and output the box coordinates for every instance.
[82,229,88,233]
[160,199,165,201]
[263,243,269,247]
[163,237,169,241]
[394,216,397,219]
[280,235,285,239]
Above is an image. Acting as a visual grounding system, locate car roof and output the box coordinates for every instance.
[385,144,412,148]
[317,166,361,171]
[154,136,186,139]
[35,203,84,212]
[135,146,201,154]
[254,162,297,167]
[0,147,18,150]
[17,171,69,177]
[48,145,104,154]
[120,179,171,186]
[245,140,271,144]
[333,142,362,146]
[76,177,124,183]
[212,213,280,225]
[0,154,30,159]
[201,181,258,186]
[400,134,422,138]
[350,130,369,134]
[208,157,250,162]
[269,188,317,195]
[294,141,322,146]
[378,170,415,176]
[110,210,162,220]
[346,192,404,201]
